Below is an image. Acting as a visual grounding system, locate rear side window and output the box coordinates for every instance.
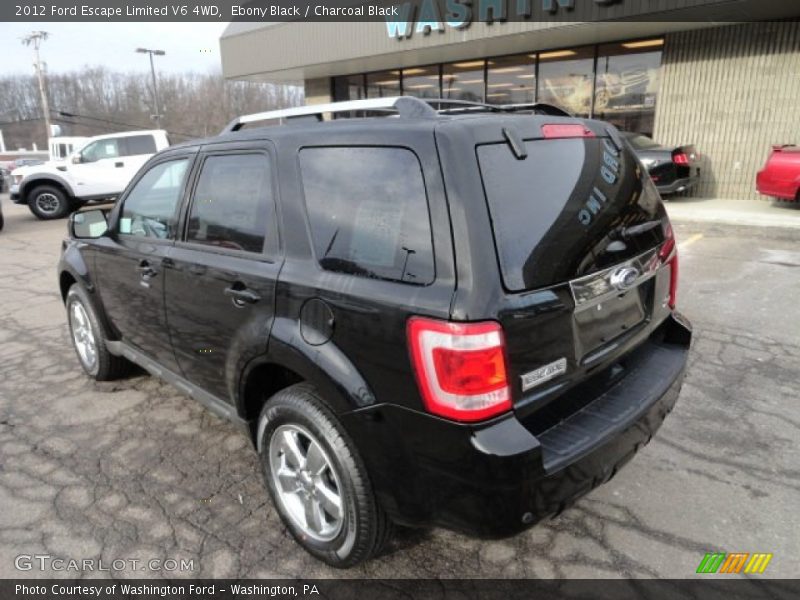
[186,153,274,254]
[299,147,434,285]
[123,135,157,156]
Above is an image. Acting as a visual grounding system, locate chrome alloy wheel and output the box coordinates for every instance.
[269,424,344,542]
[35,192,61,215]
[69,301,97,370]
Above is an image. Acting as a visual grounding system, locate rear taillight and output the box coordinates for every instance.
[407,317,511,422]
[541,124,595,139]
[659,223,679,309]
[672,151,690,166]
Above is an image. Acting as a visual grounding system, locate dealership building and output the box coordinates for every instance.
[220,1,800,199]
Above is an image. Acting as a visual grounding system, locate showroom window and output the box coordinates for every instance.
[402,65,440,98]
[594,39,664,136]
[366,70,400,98]
[486,54,536,105]
[536,46,595,118]
[330,38,664,134]
[442,60,485,102]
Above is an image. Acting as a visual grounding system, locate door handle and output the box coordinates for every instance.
[223,285,261,305]
[115,161,124,168]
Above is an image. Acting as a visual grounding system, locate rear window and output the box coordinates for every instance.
[299,147,434,285]
[478,137,662,292]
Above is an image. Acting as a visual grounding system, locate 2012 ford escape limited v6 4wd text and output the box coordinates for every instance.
[58,97,691,567]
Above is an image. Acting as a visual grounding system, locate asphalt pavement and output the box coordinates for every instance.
[0,195,798,579]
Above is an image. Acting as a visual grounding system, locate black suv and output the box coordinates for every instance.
[58,97,691,567]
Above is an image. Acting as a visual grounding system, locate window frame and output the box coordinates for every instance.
[176,147,280,263]
[113,154,195,244]
[296,143,437,286]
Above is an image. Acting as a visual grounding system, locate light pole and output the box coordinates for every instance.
[136,47,165,129]
[22,31,52,145]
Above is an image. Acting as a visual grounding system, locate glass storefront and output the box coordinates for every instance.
[401,65,440,99]
[332,38,663,135]
[594,39,663,136]
[486,54,536,105]
[537,46,595,118]
[365,70,401,98]
[442,60,485,102]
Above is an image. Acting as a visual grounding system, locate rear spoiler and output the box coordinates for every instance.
[772,144,796,152]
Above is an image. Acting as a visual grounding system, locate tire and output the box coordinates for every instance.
[257,383,393,568]
[65,284,130,381]
[27,185,71,220]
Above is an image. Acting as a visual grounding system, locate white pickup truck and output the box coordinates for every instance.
[10,130,170,219]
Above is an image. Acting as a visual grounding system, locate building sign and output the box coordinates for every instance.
[387,0,623,39]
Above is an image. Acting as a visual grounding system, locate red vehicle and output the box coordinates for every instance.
[757,145,800,201]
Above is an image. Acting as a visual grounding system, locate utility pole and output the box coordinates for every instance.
[136,47,165,129]
[22,31,52,146]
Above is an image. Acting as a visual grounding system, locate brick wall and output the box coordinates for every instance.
[655,21,800,200]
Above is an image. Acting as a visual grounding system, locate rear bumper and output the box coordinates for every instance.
[343,313,691,537]
[756,171,797,200]
[656,175,699,195]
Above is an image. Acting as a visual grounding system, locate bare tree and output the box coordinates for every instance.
[0,67,303,150]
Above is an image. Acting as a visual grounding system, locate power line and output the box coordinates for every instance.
[54,109,201,139]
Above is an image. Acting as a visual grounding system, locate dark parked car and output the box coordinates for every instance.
[58,97,691,567]
[623,132,700,196]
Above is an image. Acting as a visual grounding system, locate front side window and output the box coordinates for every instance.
[81,138,120,163]
[299,147,434,285]
[186,154,273,254]
[119,159,188,239]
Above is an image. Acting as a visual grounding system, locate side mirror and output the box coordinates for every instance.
[70,209,108,239]
[71,155,82,165]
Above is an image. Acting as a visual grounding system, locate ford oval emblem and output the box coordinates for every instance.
[610,266,640,291]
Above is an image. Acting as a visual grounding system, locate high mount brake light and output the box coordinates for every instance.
[541,124,596,139]
[659,223,679,309]
[407,317,512,422]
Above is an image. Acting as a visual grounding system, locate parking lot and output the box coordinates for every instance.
[0,195,798,579]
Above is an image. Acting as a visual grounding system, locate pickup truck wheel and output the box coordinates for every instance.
[28,185,71,220]
[257,383,393,567]
[66,284,130,381]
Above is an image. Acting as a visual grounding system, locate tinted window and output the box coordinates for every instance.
[478,138,662,291]
[186,154,273,254]
[81,138,120,162]
[119,159,188,239]
[123,135,157,156]
[299,147,434,285]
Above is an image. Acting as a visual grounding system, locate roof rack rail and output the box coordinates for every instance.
[222,96,440,133]
[221,97,573,134]
[500,102,572,117]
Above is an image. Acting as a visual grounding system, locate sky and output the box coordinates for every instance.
[1,22,230,75]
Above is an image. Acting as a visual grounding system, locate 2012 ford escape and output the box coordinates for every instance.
[58,97,692,567]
